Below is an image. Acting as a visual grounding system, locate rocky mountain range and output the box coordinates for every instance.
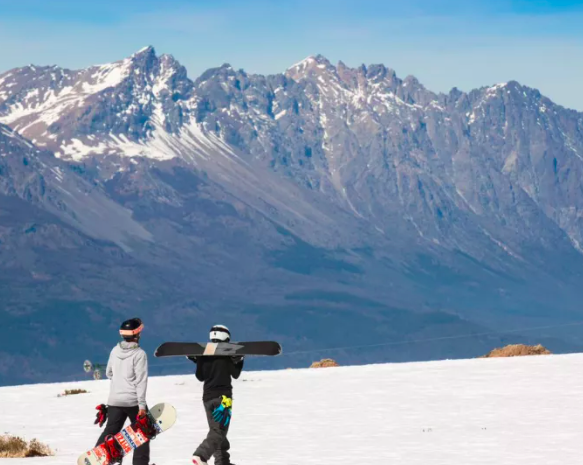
[1,47,583,385]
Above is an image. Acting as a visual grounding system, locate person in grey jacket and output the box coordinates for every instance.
[95,318,150,465]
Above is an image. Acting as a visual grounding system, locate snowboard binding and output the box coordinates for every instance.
[134,413,159,440]
[103,435,123,464]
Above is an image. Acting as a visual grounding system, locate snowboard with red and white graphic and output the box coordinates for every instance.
[77,403,176,465]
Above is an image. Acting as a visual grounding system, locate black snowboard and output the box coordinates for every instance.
[154,341,282,358]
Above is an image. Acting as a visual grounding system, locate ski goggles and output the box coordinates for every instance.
[120,323,144,337]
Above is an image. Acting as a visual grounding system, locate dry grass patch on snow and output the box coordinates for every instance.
[310,358,339,368]
[481,344,551,358]
[58,388,89,397]
[0,435,54,458]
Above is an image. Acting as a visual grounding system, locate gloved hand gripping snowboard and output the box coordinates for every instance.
[94,404,108,427]
[134,410,159,439]
[212,395,233,427]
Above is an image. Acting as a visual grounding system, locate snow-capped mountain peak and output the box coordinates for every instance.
[131,45,156,58]
[0,47,201,161]
[286,54,335,80]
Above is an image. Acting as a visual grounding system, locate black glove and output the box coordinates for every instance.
[94,404,108,427]
[231,355,244,364]
[186,355,198,364]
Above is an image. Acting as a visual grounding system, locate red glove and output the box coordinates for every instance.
[94,404,108,427]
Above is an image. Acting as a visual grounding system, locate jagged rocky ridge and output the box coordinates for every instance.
[1,48,583,385]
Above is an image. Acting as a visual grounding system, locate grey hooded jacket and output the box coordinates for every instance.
[106,341,148,410]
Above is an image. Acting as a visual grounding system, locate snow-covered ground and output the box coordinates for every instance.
[1,354,582,465]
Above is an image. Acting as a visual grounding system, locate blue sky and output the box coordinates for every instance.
[1,0,582,110]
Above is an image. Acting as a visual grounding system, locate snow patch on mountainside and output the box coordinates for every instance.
[0,124,16,139]
[0,61,132,131]
[55,121,240,163]
[481,227,523,261]
[502,151,519,173]
[287,56,319,76]
[81,62,130,94]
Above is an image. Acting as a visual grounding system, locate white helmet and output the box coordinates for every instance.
[209,325,231,342]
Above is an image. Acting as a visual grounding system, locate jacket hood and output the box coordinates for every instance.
[113,341,141,360]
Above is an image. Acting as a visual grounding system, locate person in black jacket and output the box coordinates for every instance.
[190,325,244,465]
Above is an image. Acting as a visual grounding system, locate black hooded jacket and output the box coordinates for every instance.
[191,356,244,402]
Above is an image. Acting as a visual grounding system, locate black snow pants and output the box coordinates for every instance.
[194,397,231,465]
[96,405,150,465]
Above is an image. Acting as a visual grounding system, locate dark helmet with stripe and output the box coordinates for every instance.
[209,324,230,343]
[120,318,144,341]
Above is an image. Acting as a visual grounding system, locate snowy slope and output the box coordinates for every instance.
[1,354,582,465]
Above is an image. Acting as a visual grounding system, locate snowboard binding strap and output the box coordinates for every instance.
[134,413,159,440]
[103,435,123,464]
